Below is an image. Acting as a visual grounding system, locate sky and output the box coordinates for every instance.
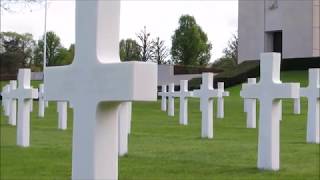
[0,0,238,62]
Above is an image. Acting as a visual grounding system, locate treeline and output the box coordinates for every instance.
[0,31,74,74]
[1,15,238,75]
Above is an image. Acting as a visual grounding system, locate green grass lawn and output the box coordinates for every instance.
[1,71,319,180]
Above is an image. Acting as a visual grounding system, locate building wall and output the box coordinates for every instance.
[238,0,319,63]
[158,65,202,86]
[313,0,320,56]
[238,0,265,62]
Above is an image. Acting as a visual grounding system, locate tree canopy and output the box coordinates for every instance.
[171,15,212,66]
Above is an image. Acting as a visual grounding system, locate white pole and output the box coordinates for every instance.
[43,0,47,71]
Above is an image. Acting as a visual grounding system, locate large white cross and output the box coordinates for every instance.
[193,73,221,139]
[242,78,257,128]
[217,82,229,119]
[172,80,193,125]
[158,85,167,112]
[57,101,68,130]
[167,83,175,117]
[301,68,320,144]
[240,53,300,171]
[44,1,157,179]
[7,69,38,147]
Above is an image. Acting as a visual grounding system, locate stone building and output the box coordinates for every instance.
[238,0,320,63]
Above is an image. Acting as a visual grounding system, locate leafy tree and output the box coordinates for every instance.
[222,34,238,65]
[136,26,153,62]
[151,37,168,64]
[1,0,40,12]
[0,32,35,74]
[34,31,63,67]
[171,15,212,66]
[119,39,141,61]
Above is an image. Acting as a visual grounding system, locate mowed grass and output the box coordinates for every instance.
[0,70,319,180]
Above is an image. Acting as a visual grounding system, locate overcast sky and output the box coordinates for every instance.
[1,0,238,62]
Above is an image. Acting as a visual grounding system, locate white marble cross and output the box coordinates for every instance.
[293,98,301,114]
[38,84,46,117]
[7,69,38,147]
[240,53,300,171]
[242,78,257,128]
[193,73,221,139]
[158,85,167,112]
[118,102,132,156]
[167,83,175,117]
[57,101,68,130]
[44,1,157,179]
[2,84,10,116]
[8,81,17,126]
[301,68,320,144]
[217,82,229,119]
[2,81,18,126]
[172,80,193,125]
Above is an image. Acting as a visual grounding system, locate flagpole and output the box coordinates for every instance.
[43,0,47,72]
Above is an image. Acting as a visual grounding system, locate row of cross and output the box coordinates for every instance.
[1,70,134,158]
[158,77,229,139]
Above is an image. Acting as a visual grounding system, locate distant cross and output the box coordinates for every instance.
[240,53,300,171]
[44,0,157,179]
[301,68,320,144]
[167,83,175,116]
[172,80,193,125]
[38,84,46,117]
[2,84,10,117]
[158,85,167,111]
[57,101,68,130]
[193,73,221,139]
[217,82,229,119]
[242,78,257,128]
[7,69,38,147]
[2,81,17,126]
[118,102,132,156]
[293,98,301,115]
[8,81,17,126]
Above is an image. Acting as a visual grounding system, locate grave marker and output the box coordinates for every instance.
[301,68,320,144]
[193,73,221,139]
[38,84,46,117]
[2,85,10,116]
[240,53,299,171]
[118,102,132,156]
[167,83,175,117]
[158,85,167,111]
[57,101,68,130]
[293,98,301,114]
[7,69,38,147]
[172,80,193,125]
[217,82,229,119]
[242,78,257,128]
[44,0,157,179]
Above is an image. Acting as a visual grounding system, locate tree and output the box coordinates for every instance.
[222,34,238,65]
[1,0,41,12]
[151,37,168,64]
[0,32,35,74]
[171,15,212,66]
[136,26,153,62]
[34,31,63,67]
[119,39,141,61]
